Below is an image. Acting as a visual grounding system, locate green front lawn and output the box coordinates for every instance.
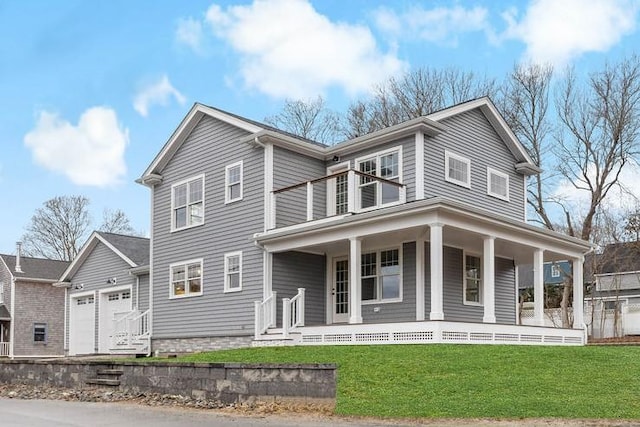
[173,345,640,419]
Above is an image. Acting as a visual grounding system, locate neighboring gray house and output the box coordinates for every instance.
[56,231,150,356]
[585,241,640,338]
[138,97,592,354]
[0,245,69,358]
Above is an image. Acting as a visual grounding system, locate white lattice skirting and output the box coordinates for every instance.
[263,321,585,346]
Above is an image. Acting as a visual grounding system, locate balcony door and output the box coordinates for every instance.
[326,161,350,217]
[332,257,350,323]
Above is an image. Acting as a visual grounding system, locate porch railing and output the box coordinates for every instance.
[283,288,305,339]
[0,341,8,357]
[254,291,277,339]
[112,309,151,353]
[270,169,406,229]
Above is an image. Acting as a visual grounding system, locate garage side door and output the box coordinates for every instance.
[69,295,95,355]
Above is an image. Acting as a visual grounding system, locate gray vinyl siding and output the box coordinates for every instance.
[334,136,416,202]
[425,109,525,221]
[273,147,326,227]
[136,274,150,312]
[152,116,264,339]
[424,243,516,324]
[67,242,137,352]
[272,251,325,327]
[362,242,416,323]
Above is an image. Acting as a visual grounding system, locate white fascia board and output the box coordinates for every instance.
[140,103,264,180]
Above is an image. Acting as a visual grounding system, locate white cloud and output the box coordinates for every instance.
[24,107,128,187]
[133,75,186,117]
[372,5,493,46]
[503,0,639,67]
[204,0,406,98]
[176,17,204,52]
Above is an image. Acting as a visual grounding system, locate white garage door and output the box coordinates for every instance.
[99,290,132,353]
[69,295,95,355]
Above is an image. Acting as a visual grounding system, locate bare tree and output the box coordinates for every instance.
[22,196,91,261]
[499,63,555,230]
[345,67,497,138]
[100,208,139,235]
[264,96,345,145]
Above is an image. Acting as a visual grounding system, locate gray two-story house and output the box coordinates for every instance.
[139,97,592,354]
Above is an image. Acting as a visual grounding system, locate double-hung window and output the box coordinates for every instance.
[361,248,402,303]
[487,167,509,201]
[464,254,482,305]
[225,161,243,204]
[33,323,47,343]
[172,175,204,230]
[356,148,402,210]
[445,151,471,188]
[224,252,242,293]
[170,259,203,298]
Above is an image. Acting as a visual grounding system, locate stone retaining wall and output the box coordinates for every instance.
[0,360,336,405]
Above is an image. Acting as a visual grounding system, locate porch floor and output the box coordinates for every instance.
[255,320,585,347]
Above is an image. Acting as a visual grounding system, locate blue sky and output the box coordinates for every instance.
[1,0,639,254]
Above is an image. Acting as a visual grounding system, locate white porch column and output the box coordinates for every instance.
[573,257,585,329]
[482,236,496,323]
[416,236,425,321]
[533,249,545,326]
[429,223,444,320]
[349,237,363,324]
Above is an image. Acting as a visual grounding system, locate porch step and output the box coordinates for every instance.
[85,378,120,387]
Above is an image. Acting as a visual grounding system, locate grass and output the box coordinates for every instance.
[164,345,640,419]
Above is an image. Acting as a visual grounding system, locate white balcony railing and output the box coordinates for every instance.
[283,288,305,339]
[0,341,9,357]
[254,292,277,339]
[270,170,406,229]
[112,309,151,353]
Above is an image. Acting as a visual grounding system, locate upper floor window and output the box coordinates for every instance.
[487,167,509,201]
[551,264,561,278]
[224,252,242,293]
[170,259,203,299]
[445,151,471,188]
[172,175,204,231]
[0,281,3,304]
[225,161,243,204]
[464,254,482,305]
[361,248,402,303]
[356,147,402,210]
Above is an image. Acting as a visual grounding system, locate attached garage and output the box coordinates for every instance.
[69,293,95,355]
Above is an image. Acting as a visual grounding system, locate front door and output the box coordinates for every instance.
[327,162,350,216]
[332,258,349,323]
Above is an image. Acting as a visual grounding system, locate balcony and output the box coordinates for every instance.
[269,169,406,230]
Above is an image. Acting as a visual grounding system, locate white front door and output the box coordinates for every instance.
[69,294,95,355]
[99,289,132,353]
[327,162,350,216]
[332,258,350,323]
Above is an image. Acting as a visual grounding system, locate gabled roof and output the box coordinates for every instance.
[139,97,540,184]
[59,231,150,281]
[427,97,539,173]
[595,241,640,275]
[0,254,69,282]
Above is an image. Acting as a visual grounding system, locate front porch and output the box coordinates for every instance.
[0,319,9,357]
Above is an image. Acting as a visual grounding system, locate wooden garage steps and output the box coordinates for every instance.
[86,368,123,387]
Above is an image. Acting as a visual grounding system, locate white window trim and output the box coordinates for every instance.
[224,251,243,293]
[487,167,509,201]
[326,161,351,217]
[225,161,244,204]
[171,174,205,232]
[463,251,483,306]
[445,150,471,189]
[354,146,403,212]
[361,246,403,305]
[169,258,204,299]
